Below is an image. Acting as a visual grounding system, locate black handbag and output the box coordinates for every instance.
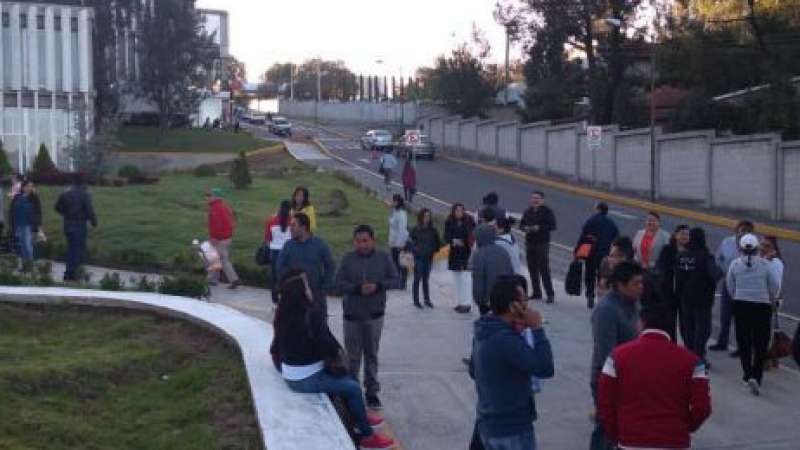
[255,243,271,266]
[565,260,583,296]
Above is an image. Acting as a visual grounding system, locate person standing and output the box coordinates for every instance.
[388,194,409,289]
[265,200,293,304]
[655,224,690,341]
[727,233,781,396]
[520,191,557,303]
[55,174,97,282]
[674,228,723,365]
[471,224,514,316]
[479,192,506,223]
[759,235,784,370]
[495,217,524,276]
[291,186,317,233]
[277,213,336,315]
[378,150,398,191]
[597,303,711,450]
[206,188,241,289]
[590,261,644,450]
[336,225,399,410]
[270,269,395,449]
[444,203,476,313]
[596,236,635,300]
[469,277,554,450]
[401,158,417,204]
[710,220,755,352]
[409,208,442,308]
[633,212,670,270]
[577,202,620,308]
[10,180,41,270]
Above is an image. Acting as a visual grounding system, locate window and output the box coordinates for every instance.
[54,16,61,31]
[20,13,27,29]
[70,17,78,33]
[37,15,44,30]
[2,13,9,28]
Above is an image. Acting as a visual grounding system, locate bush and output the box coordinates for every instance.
[0,140,13,178]
[99,272,123,291]
[105,248,160,269]
[233,263,269,288]
[193,164,217,177]
[32,143,58,175]
[134,275,157,292]
[0,269,24,286]
[34,261,54,286]
[118,164,142,179]
[229,151,252,189]
[158,274,209,299]
[28,170,73,186]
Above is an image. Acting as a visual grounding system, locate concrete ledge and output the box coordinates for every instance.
[0,287,355,450]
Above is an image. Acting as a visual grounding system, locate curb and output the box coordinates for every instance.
[440,153,800,243]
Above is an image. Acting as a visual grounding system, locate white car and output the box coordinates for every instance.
[269,116,292,136]
[360,130,394,151]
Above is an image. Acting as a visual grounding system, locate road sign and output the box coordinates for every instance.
[405,130,421,146]
[587,126,602,150]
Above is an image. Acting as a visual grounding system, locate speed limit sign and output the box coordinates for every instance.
[405,130,421,145]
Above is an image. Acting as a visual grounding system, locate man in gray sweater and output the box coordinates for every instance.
[471,224,514,316]
[336,224,399,409]
[277,213,335,314]
[590,261,644,450]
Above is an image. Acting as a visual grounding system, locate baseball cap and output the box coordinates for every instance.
[739,233,759,250]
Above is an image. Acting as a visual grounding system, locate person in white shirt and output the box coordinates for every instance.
[265,200,293,304]
[388,194,410,289]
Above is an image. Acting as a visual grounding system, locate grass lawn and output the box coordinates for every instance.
[36,155,390,285]
[0,303,261,450]
[117,126,278,153]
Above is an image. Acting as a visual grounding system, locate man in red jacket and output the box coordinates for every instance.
[598,303,711,450]
[207,188,240,289]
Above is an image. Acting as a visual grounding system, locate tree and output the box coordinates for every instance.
[425,45,498,117]
[137,0,216,131]
[229,151,252,189]
[290,59,359,101]
[32,144,57,175]
[67,111,117,178]
[0,140,12,178]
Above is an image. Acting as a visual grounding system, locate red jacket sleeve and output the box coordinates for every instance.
[597,356,620,444]
[689,361,712,432]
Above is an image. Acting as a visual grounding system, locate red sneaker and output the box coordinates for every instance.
[367,411,384,427]
[359,432,394,449]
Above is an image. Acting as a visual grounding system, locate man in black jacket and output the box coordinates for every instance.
[577,202,619,308]
[520,191,557,303]
[55,174,98,281]
[335,224,399,410]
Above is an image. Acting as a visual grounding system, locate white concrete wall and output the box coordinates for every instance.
[459,120,478,156]
[546,124,579,177]
[782,142,800,221]
[430,118,444,147]
[520,122,548,171]
[444,119,460,153]
[615,129,653,192]
[477,122,496,159]
[278,100,445,126]
[658,131,712,202]
[497,124,518,163]
[711,135,776,216]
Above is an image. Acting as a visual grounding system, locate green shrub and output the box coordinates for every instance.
[171,249,204,274]
[0,269,23,286]
[233,263,269,288]
[0,140,13,178]
[193,164,217,177]
[135,275,157,292]
[34,261,54,286]
[106,248,160,269]
[32,143,58,174]
[158,274,209,299]
[117,164,142,179]
[229,151,252,189]
[99,272,123,291]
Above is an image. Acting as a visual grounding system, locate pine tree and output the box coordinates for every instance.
[32,144,57,175]
[0,140,12,178]
[229,151,252,189]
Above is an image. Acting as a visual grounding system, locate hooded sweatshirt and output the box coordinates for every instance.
[726,255,781,304]
[471,225,514,307]
[675,229,723,308]
[496,233,524,275]
[469,316,554,439]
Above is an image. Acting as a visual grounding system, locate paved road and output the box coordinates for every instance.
[279,120,800,325]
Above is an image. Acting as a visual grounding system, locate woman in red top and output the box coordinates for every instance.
[401,158,417,204]
[207,188,240,288]
[633,212,670,270]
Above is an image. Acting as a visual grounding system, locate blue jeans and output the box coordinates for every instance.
[15,225,33,262]
[64,224,88,281]
[412,255,432,304]
[285,370,373,438]
[269,249,281,304]
[480,429,536,450]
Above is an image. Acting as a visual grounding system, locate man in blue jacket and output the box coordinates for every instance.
[469,276,555,450]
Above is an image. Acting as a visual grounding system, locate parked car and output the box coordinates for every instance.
[360,130,394,151]
[269,116,292,136]
[251,113,267,125]
[398,133,436,160]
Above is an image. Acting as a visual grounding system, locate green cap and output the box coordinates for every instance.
[210,187,224,197]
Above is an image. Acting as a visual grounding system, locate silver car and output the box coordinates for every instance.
[399,134,436,160]
[360,130,394,151]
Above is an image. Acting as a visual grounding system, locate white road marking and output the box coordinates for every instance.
[609,210,638,220]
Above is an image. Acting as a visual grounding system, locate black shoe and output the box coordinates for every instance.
[461,357,471,367]
[413,301,423,309]
[424,300,433,308]
[366,394,382,410]
[730,350,740,358]
[529,295,543,301]
[546,297,555,304]
[709,344,728,352]
[587,297,595,309]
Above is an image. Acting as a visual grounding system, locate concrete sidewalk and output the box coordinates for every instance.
[59,256,800,450]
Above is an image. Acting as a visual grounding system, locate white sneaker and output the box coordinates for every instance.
[747,378,760,396]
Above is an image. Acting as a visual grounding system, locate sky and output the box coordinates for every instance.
[195,0,522,83]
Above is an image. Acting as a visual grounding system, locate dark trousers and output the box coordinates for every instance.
[313,289,328,317]
[681,303,712,360]
[404,187,416,204]
[269,249,281,304]
[733,300,772,384]
[64,224,87,281]
[412,255,432,304]
[526,243,554,299]
[390,247,408,288]
[344,317,384,397]
[584,255,601,300]
[715,281,734,348]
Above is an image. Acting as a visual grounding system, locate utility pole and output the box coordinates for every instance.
[289,63,294,100]
[649,48,657,203]
[504,25,511,105]
[315,59,321,123]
